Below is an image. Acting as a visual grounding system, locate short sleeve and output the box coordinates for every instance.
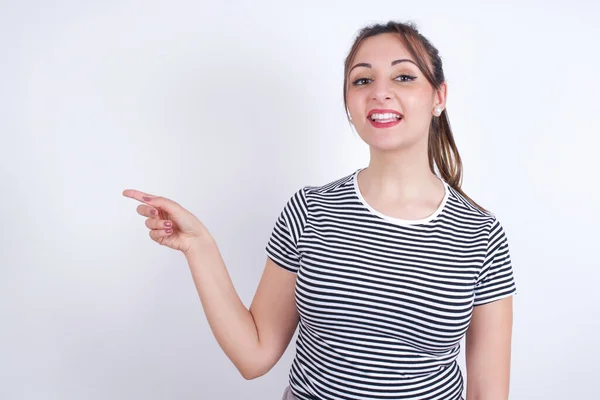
[265,187,309,274]
[473,218,518,306]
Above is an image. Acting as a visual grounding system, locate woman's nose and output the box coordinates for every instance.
[371,81,395,102]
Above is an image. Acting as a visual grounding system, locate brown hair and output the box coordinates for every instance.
[343,21,488,213]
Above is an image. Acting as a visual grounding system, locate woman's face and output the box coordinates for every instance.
[346,33,446,152]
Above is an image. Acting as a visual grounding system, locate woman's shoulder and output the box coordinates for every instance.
[302,169,357,196]
[444,183,499,227]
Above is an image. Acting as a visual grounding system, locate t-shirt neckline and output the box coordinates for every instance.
[352,167,450,226]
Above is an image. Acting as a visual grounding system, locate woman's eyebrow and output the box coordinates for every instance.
[349,59,417,73]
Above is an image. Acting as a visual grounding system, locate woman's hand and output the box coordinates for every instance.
[122,189,211,255]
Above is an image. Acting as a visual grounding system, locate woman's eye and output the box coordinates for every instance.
[352,77,372,86]
[352,75,416,86]
[395,75,416,82]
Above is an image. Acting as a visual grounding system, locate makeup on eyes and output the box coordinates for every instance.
[350,73,417,86]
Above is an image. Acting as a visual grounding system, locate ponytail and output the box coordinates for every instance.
[429,110,488,212]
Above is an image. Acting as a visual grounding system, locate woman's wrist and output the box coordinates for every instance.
[184,235,217,259]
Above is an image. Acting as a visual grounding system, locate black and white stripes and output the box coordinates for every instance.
[266,168,517,400]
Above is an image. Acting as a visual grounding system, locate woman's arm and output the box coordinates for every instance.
[186,240,299,380]
[465,296,514,400]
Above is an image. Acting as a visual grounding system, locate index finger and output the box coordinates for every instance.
[122,189,179,212]
[122,189,156,204]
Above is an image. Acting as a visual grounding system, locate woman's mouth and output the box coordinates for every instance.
[367,111,403,128]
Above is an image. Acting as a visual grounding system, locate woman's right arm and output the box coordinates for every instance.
[186,239,299,380]
[122,189,299,380]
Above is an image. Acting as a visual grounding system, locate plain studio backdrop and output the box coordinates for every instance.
[1,0,598,399]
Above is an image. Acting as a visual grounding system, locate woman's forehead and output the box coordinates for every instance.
[353,34,413,63]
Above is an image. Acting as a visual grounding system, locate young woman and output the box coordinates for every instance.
[123,21,517,400]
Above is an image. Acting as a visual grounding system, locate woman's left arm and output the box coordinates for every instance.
[465,296,514,400]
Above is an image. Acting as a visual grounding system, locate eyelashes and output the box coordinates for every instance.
[351,75,416,86]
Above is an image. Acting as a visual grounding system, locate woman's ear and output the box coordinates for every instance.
[435,82,448,111]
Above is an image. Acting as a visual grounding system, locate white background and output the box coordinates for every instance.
[1,0,598,399]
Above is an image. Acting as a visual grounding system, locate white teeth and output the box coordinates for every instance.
[370,112,402,121]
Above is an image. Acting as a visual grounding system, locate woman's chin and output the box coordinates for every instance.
[361,134,421,153]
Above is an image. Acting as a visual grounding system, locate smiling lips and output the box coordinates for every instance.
[367,108,403,128]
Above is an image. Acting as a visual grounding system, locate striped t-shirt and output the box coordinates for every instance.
[265,168,517,400]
